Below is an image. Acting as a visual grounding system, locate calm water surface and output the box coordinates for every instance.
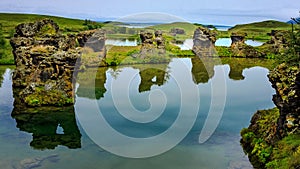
[0,58,275,169]
[175,38,264,50]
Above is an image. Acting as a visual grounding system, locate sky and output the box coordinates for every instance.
[0,0,299,25]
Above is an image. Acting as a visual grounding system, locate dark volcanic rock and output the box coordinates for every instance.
[261,30,289,55]
[268,63,300,137]
[10,19,83,107]
[170,28,185,35]
[192,27,217,57]
[15,19,59,37]
[154,30,166,54]
[78,29,107,67]
[139,30,166,58]
[230,32,263,58]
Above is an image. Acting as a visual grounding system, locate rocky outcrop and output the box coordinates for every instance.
[170,28,185,35]
[76,30,97,47]
[139,30,166,58]
[241,64,300,168]
[230,32,263,58]
[192,27,217,57]
[261,30,289,55]
[268,63,300,137]
[154,30,166,54]
[80,29,107,67]
[10,19,80,108]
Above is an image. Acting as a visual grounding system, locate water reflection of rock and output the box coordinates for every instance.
[191,57,275,83]
[191,57,215,84]
[0,67,6,88]
[221,58,275,81]
[133,64,169,93]
[139,68,167,92]
[11,106,81,150]
[76,67,108,99]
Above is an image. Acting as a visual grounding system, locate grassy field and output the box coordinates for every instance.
[0,13,296,65]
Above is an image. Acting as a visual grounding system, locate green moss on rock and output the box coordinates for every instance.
[25,89,73,107]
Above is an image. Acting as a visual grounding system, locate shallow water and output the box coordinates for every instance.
[0,58,275,169]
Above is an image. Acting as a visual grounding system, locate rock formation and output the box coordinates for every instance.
[261,30,289,55]
[80,29,107,67]
[10,19,105,108]
[192,27,217,57]
[230,32,262,58]
[170,28,185,35]
[154,30,166,54]
[139,30,166,58]
[240,64,300,168]
[268,63,300,137]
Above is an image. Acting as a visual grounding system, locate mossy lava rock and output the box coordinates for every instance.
[10,19,81,108]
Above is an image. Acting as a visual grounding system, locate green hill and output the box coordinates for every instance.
[228,20,293,41]
[147,22,198,40]
[148,22,197,35]
[0,13,103,37]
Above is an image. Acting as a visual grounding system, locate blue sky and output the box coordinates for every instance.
[0,0,299,25]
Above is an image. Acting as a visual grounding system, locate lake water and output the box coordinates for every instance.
[106,39,138,46]
[0,58,275,169]
[175,38,264,50]
[106,38,263,49]
[215,38,264,47]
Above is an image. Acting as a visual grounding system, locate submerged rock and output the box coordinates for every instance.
[13,154,59,169]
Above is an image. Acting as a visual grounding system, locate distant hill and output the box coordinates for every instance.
[147,22,197,37]
[228,20,292,41]
[230,20,290,30]
[0,13,102,37]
